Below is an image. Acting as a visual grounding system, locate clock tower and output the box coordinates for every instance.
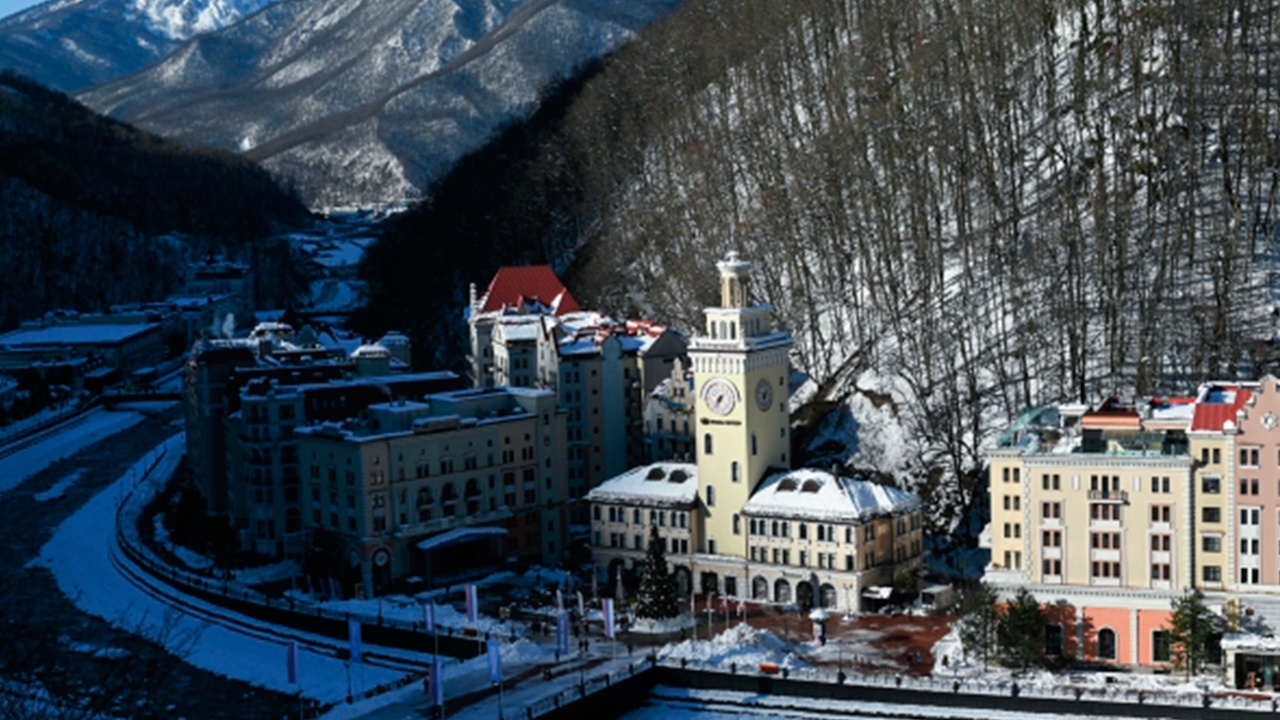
[690,252,792,558]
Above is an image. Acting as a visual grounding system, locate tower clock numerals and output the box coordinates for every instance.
[755,378,774,412]
[702,378,738,416]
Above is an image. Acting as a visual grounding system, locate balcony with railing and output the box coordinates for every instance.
[1087,489,1128,503]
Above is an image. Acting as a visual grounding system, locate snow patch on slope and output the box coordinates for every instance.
[130,0,275,40]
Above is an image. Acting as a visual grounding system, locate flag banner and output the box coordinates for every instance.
[690,594,695,614]
[556,611,569,655]
[347,617,363,662]
[602,598,616,639]
[706,592,713,611]
[424,602,435,633]
[486,638,502,683]
[737,599,747,618]
[615,571,625,604]
[576,590,585,617]
[429,660,445,706]
[591,566,599,599]
[720,596,728,610]
[555,588,563,611]
[286,640,299,685]
[813,622,821,643]
[465,584,478,624]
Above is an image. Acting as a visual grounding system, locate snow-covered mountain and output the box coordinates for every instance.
[78,0,684,209]
[0,0,275,91]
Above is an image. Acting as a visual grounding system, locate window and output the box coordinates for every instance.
[1042,558,1061,576]
[1202,535,1222,553]
[1201,476,1220,494]
[731,461,740,483]
[1150,563,1170,580]
[1203,566,1222,582]
[706,485,715,507]
[799,524,808,540]
[1043,530,1062,547]
[1150,535,1170,552]
[1150,505,1171,523]
[1213,448,1221,464]
[1091,532,1121,549]
[733,514,741,535]
[1090,561,1121,580]
[1097,628,1116,660]
[1242,507,1261,525]
[1203,507,1221,523]
[1042,502,1061,519]
[1152,630,1171,663]
[704,434,713,455]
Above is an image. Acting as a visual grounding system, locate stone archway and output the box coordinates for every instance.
[674,566,692,596]
[774,578,791,604]
[752,575,769,600]
[796,581,814,610]
[820,583,837,609]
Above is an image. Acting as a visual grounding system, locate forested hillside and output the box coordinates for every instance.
[366,0,1280,531]
[0,71,310,329]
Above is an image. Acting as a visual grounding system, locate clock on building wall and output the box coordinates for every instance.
[701,377,738,416]
[1264,412,1278,430]
[755,378,774,411]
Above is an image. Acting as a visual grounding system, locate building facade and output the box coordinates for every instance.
[296,387,566,592]
[588,253,923,613]
[985,378,1280,674]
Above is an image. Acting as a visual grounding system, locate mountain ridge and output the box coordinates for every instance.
[79,0,683,208]
[0,0,276,91]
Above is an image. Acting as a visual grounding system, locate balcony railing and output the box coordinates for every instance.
[1087,489,1128,503]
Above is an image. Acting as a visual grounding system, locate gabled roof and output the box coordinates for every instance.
[1191,385,1253,432]
[743,468,920,521]
[479,266,581,315]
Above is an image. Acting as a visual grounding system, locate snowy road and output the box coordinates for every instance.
[0,406,146,498]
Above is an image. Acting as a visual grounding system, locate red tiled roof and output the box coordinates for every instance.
[1191,388,1252,432]
[479,266,580,315]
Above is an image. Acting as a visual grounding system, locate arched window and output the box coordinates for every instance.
[1097,628,1117,660]
[774,578,791,603]
[704,434,713,455]
[731,461,740,483]
[752,576,769,600]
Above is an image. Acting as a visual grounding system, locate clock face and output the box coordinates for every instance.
[755,378,774,411]
[1264,412,1278,430]
[702,378,738,416]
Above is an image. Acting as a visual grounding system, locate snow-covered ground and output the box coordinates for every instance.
[0,408,146,499]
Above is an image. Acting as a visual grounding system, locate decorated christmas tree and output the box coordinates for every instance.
[635,525,680,620]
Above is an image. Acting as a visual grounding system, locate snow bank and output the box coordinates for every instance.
[32,469,84,502]
[630,614,696,635]
[658,624,804,669]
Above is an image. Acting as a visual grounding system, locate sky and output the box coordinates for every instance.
[0,0,42,21]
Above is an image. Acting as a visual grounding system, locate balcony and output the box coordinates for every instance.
[1088,489,1128,503]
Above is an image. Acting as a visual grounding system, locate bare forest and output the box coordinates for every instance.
[366,0,1280,530]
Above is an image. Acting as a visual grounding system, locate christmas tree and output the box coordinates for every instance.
[635,525,680,620]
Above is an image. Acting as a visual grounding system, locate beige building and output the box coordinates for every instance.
[296,386,565,592]
[468,266,687,504]
[588,253,924,613]
[984,380,1280,670]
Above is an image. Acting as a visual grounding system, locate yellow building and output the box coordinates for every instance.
[588,253,923,613]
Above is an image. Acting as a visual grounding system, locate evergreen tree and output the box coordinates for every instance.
[635,526,680,620]
[998,586,1044,672]
[958,582,1000,671]
[1169,589,1216,679]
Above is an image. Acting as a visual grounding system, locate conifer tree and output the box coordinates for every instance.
[1169,589,1215,679]
[635,526,679,620]
[999,586,1044,673]
[958,582,1000,672]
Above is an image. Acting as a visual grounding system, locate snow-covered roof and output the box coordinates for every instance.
[350,342,391,359]
[586,463,699,507]
[415,526,507,551]
[0,323,160,347]
[743,468,920,522]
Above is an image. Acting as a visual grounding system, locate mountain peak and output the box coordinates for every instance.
[128,0,276,41]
